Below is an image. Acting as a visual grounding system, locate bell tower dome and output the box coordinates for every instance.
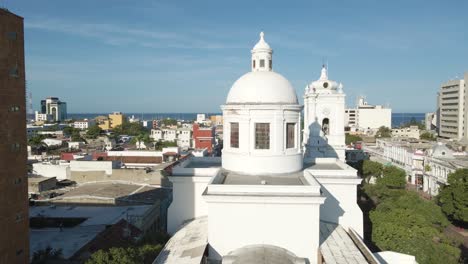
[303,65,346,162]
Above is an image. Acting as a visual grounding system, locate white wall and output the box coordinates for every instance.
[358,108,391,129]
[33,163,70,180]
[205,196,323,263]
[69,160,117,174]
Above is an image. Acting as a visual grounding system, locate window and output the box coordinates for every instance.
[253,60,256,68]
[269,59,272,69]
[7,32,17,40]
[255,123,270,149]
[230,122,239,148]
[322,118,330,135]
[8,106,20,112]
[9,64,18,77]
[286,123,295,148]
[260,59,265,68]
[11,143,20,152]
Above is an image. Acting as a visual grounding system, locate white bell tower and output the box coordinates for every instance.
[303,66,346,162]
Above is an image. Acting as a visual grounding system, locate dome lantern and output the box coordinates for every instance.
[251,32,273,72]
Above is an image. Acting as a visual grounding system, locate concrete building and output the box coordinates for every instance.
[0,8,29,263]
[425,112,437,131]
[438,73,468,140]
[193,123,215,153]
[159,32,396,264]
[97,112,125,130]
[392,125,420,139]
[40,97,67,122]
[34,110,52,122]
[345,96,392,130]
[73,119,96,130]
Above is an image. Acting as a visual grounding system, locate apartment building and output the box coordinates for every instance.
[0,8,29,263]
[345,96,392,130]
[437,73,468,140]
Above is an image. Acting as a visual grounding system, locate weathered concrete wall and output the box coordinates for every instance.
[70,169,162,185]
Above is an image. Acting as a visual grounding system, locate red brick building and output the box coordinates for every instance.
[0,8,29,263]
[192,123,215,153]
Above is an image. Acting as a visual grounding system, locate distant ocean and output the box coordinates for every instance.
[61,112,425,128]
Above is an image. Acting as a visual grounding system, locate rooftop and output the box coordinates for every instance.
[220,170,305,186]
[319,221,369,264]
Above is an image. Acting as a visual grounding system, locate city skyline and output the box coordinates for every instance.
[6,0,468,113]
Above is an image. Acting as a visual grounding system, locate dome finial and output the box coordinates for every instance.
[260,31,265,40]
[320,65,328,80]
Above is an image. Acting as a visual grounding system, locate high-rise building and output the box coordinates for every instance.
[40,96,67,121]
[0,8,29,263]
[437,73,468,140]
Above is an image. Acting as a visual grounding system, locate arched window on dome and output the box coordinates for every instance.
[322,118,330,136]
[269,59,272,70]
[286,123,295,148]
[252,60,256,69]
[260,59,265,68]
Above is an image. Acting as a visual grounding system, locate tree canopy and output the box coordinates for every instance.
[370,192,460,264]
[113,122,148,136]
[345,134,363,145]
[420,132,436,141]
[86,125,102,139]
[85,245,162,264]
[376,165,407,188]
[437,168,468,225]
[362,160,383,183]
[376,126,391,138]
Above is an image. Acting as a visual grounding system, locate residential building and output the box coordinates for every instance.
[193,123,215,153]
[40,97,67,122]
[0,8,29,263]
[177,127,192,149]
[34,110,52,122]
[423,143,468,196]
[196,113,206,123]
[437,73,468,140]
[345,96,392,130]
[391,126,420,139]
[210,115,223,126]
[425,112,437,131]
[109,111,125,128]
[73,119,96,130]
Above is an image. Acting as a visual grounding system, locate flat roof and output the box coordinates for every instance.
[185,160,221,168]
[54,182,169,204]
[220,170,305,186]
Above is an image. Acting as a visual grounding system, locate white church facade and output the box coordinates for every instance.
[155,33,416,264]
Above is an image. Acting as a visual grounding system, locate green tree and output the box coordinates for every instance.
[437,169,468,225]
[86,125,102,139]
[31,247,63,264]
[370,192,460,264]
[161,118,178,127]
[420,132,436,141]
[63,126,77,136]
[376,126,391,138]
[86,245,163,264]
[345,134,363,145]
[28,134,46,147]
[362,160,383,183]
[113,122,147,136]
[154,140,177,150]
[131,133,153,149]
[377,165,406,188]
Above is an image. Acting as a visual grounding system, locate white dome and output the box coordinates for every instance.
[226,71,298,104]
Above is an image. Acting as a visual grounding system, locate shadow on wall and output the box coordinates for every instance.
[305,119,338,160]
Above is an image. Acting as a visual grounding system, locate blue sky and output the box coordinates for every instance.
[6,0,468,113]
